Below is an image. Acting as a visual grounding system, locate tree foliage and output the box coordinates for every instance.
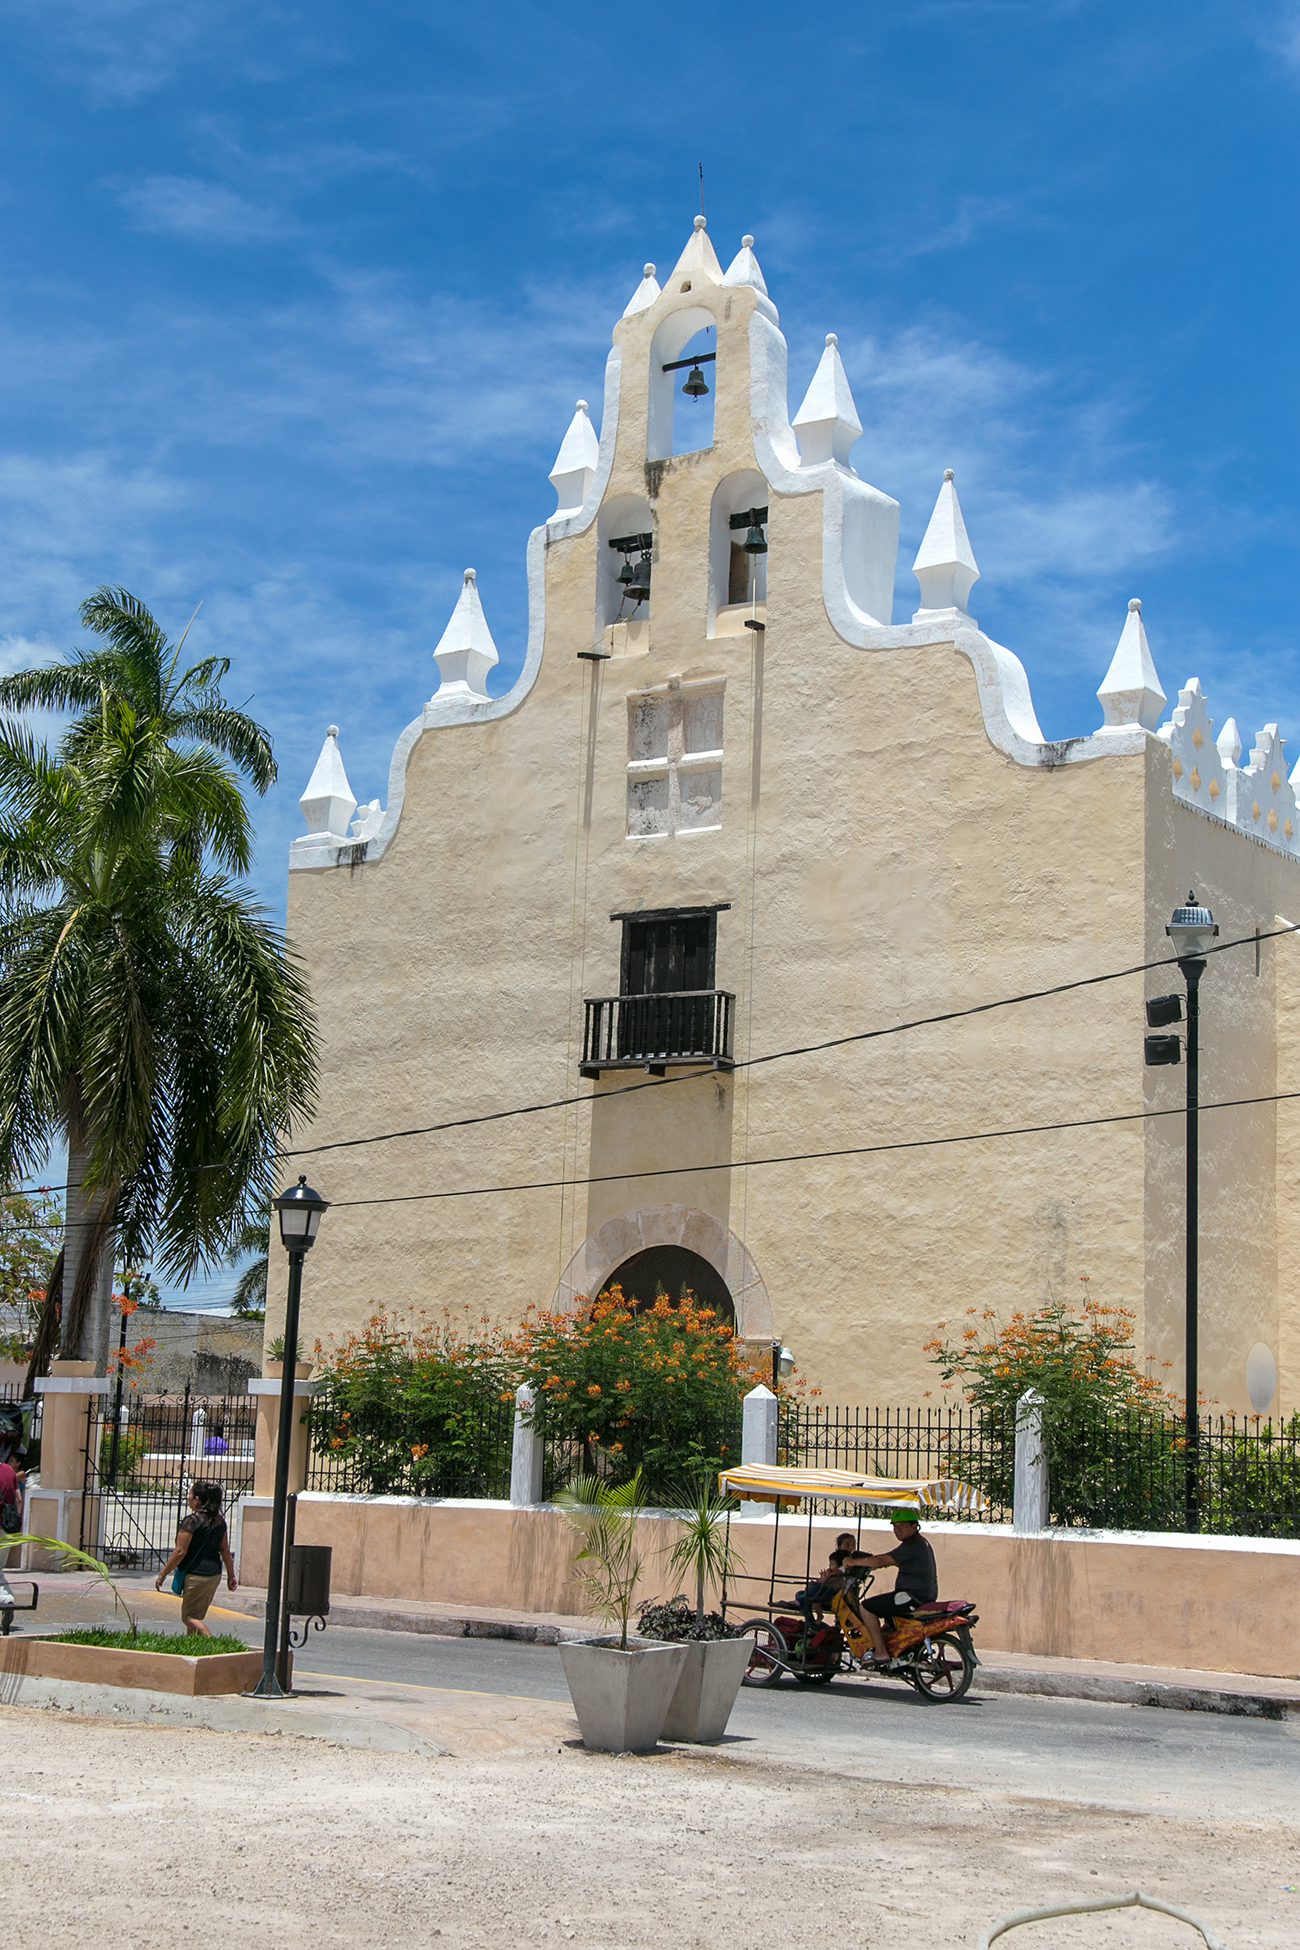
[0,588,318,1361]
[0,1186,61,1358]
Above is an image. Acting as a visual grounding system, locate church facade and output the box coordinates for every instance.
[283,218,1300,1415]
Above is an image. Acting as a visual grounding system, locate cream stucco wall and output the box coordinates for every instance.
[281,227,1300,1416]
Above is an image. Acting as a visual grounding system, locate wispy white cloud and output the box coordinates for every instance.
[116,174,289,242]
[905,194,1034,256]
[3,0,239,103]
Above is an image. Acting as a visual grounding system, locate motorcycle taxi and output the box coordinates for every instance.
[716,1463,986,1703]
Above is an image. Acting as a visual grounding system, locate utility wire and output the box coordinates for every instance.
[8,916,1295,1232]
[311,1084,1300,1213]
[277,917,1296,1167]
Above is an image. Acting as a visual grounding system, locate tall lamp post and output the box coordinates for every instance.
[1145,893,1217,1533]
[252,1174,329,1698]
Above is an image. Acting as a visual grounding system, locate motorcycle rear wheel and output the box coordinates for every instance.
[736,1618,787,1687]
[910,1631,975,1703]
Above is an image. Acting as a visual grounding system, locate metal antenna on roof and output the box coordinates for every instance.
[699,163,705,219]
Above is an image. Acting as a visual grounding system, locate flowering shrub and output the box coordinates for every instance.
[925,1279,1174,1423]
[106,1291,156,1391]
[925,1280,1184,1525]
[311,1310,515,1496]
[505,1286,751,1495]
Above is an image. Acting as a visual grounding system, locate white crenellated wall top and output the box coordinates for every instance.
[290,220,1300,873]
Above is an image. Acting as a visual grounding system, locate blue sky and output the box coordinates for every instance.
[2,2,1299,1305]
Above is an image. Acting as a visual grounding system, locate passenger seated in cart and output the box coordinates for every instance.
[851,1509,938,1663]
[795,1532,859,1627]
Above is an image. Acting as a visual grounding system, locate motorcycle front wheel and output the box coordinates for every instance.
[910,1631,975,1703]
[736,1618,787,1687]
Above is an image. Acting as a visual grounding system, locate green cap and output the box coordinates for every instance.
[889,1507,919,1523]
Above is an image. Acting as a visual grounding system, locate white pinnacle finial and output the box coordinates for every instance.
[299,725,357,840]
[432,568,500,702]
[911,471,980,619]
[548,399,600,516]
[792,334,862,467]
[623,263,661,316]
[668,218,724,286]
[722,234,769,297]
[1096,596,1167,731]
[1217,715,1242,766]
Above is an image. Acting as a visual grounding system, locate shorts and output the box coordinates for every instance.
[180,1571,221,1622]
[861,1592,919,1622]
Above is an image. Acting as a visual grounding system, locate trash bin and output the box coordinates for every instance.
[285,1543,331,1617]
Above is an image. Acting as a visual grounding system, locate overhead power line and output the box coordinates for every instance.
[316,1084,1300,1213]
[278,917,1298,1168]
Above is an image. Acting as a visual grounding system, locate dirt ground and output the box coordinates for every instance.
[4,1706,1295,1949]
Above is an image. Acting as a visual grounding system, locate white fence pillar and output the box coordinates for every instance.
[510,1383,544,1507]
[1013,1388,1049,1534]
[742,1383,778,1468]
[189,1406,207,1460]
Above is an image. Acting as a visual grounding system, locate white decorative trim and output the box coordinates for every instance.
[747,310,1163,771]
[33,1376,111,1395]
[246,1378,321,1397]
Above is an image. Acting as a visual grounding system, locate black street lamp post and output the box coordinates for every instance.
[1148,893,1218,1533]
[252,1174,329,1698]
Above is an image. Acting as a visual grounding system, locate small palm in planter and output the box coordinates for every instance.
[554,1469,688,1752]
[641,1484,751,1743]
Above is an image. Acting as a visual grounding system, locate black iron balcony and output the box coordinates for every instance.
[581,990,736,1078]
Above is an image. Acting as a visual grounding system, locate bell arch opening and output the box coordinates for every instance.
[647,305,717,460]
[599,1244,735,1330]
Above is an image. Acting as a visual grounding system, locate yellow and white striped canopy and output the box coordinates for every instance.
[717,1463,989,1515]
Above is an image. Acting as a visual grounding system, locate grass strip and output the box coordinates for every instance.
[39,1627,251,1657]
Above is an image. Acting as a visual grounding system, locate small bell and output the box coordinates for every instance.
[742,521,768,555]
[625,559,652,604]
[681,364,709,400]
[616,557,638,587]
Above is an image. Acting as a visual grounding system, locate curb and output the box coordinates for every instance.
[221,1593,592,1645]
[975,1666,1294,1720]
[0,1672,451,1753]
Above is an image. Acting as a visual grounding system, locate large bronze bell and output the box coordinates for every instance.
[742,521,768,554]
[681,364,710,399]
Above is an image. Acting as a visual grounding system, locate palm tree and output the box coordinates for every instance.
[226,1192,270,1319]
[0,588,317,1376]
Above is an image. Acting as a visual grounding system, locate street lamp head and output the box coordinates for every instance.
[274,1174,329,1253]
[1166,891,1218,962]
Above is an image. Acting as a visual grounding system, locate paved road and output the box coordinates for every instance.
[33,1585,1300,1818]
[281,1622,1300,1818]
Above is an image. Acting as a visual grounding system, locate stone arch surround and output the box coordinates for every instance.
[552,1205,772,1343]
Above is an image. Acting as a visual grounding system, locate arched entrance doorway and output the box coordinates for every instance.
[599,1245,735,1328]
[552,1204,772,1343]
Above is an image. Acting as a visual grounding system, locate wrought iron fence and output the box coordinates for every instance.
[305,1388,515,1499]
[777,1402,1013,1521]
[775,1401,1300,1538]
[1055,1409,1300,1537]
[81,1386,258,1568]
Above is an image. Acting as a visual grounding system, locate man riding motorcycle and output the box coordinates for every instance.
[847,1509,938,1663]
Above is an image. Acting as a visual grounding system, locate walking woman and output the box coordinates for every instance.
[155,1478,237,1635]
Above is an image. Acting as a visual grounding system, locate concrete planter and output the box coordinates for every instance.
[659,1635,751,1743]
[1,1638,272,1696]
[559,1637,689,1752]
